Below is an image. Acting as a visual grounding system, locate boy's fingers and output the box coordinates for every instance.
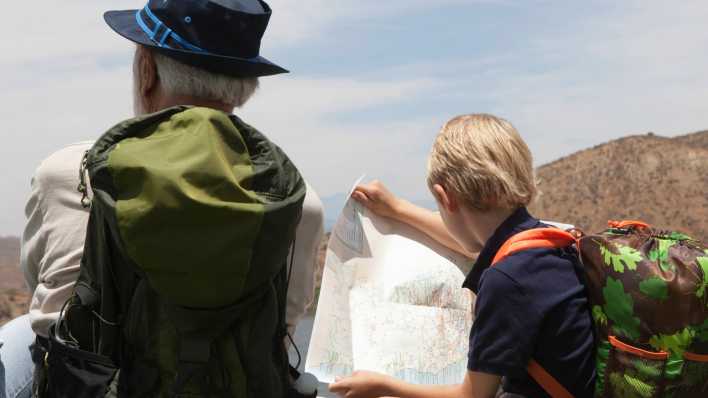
[354,184,376,196]
[351,191,369,204]
[329,380,347,392]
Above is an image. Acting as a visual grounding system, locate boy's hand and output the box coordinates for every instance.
[352,181,405,220]
[329,370,396,398]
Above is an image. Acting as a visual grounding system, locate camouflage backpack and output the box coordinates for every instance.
[492,221,708,397]
[33,106,307,397]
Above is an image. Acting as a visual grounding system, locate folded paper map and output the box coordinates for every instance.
[305,191,475,386]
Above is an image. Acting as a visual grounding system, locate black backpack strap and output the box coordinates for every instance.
[166,288,269,396]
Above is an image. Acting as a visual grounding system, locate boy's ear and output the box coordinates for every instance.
[432,184,459,213]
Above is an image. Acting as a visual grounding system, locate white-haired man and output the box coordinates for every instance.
[0,1,323,397]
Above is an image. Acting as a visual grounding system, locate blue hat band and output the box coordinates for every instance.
[135,6,208,54]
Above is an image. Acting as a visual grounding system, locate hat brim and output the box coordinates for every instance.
[104,10,288,78]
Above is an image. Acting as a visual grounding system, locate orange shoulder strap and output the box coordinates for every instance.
[527,359,574,398]
[491,228,577,266]
[491,228,578,397]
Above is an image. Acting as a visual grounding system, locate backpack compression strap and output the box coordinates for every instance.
[491,227,577,398]
[492,228,577,266]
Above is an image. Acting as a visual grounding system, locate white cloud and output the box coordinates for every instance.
[0,1,139,67]
[487,0,708,164]
[380,0,708,165]
[264,0,491,47]
[240,75,443,203]
[0,0,443,234]
[2,0,708,235]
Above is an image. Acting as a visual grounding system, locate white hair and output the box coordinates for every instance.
[151,50,259,108]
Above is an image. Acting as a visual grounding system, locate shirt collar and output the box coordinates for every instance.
[462,207,542,293]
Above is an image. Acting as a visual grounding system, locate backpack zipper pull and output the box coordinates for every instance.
[77,150,91,209]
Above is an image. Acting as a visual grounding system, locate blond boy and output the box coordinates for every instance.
[330,114,595,398]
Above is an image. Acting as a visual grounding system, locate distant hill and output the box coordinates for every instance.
[0,236,28,325]
[2,130,707,325]
[0,236,25,291]
[0,236,20,269]
[530,131,708,240]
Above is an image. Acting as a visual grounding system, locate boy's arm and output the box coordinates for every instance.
[329,370,500,398]
[352,181,481,257]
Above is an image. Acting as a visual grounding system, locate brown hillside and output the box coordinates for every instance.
[0,236,20,269]
[0,236,28,326]
[530,131,708,240]
[0,236,25,291]
[672,129,708,150]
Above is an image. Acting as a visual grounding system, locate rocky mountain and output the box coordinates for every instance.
[2,130,706,325]
[530,131,708,240]
[0,236,29,325]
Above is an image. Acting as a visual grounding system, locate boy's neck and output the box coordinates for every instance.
[462,206,517,249]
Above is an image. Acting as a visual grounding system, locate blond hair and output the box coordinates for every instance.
[427,114,536,211]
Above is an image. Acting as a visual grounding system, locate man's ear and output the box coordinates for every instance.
[432,184,459,213]
[136,46,158,96]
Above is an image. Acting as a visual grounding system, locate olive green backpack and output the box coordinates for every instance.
[34,106,306,397]
[493,221,708,397]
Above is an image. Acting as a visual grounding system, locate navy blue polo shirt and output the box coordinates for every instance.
[463,207,595,397]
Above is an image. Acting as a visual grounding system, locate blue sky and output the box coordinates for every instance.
[2,1,708,235]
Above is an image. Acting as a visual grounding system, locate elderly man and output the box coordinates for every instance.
[0,1,323,397]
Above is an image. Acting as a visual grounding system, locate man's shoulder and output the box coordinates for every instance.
[302,181,324,215]
[34,141,94,191]
[35,141,94,183]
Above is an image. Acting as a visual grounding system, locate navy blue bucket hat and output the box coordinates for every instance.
[104,0,287,77]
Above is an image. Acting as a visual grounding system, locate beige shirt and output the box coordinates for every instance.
[21,141,323,337]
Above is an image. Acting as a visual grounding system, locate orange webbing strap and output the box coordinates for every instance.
[607,220,649,229]
[683,351,708,362]
[491,228,578,398]
[491,228,578,266]
[527,360,574,398]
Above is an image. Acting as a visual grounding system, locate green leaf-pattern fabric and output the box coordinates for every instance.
[649,327,695,379]
[639,277,669,301]
[664,354,685,381]
[594,339,611,396]
[648,238,676,272]
[648,327,694,356]
[608,372,655,398]
[580,229,708,398]
[695,319,708,342]
[623,374,655,398]
[632,359,662,378]
[697,256,708,302]
[600,244,643,273]
[592,305,608,326]
[668,232,693,241]
[603,277,641,340]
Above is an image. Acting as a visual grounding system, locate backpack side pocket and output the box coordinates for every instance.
[668,351,708,397]
[604,336,668,398]
[42,324,118,398]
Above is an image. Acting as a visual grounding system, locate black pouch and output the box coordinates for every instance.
[40,323,118,398]
[286,366,317,398]
[30,336,49,398]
